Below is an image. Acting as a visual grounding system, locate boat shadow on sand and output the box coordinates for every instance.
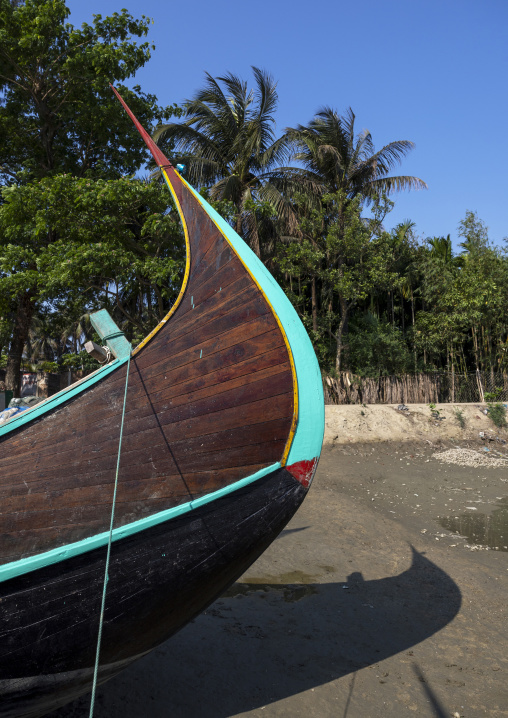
[53,545,461,717]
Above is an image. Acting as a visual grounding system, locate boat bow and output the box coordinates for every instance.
[111,85,325,483]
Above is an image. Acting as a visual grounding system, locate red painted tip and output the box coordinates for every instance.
[285,458,319,489]
[110,84,172,169]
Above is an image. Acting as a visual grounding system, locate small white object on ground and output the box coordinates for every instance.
[433,448,508,468]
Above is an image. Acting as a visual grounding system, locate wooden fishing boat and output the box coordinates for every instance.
[0,88,324,718]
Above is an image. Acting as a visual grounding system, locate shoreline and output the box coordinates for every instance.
[48,437,508,718]
[323,402,508,446]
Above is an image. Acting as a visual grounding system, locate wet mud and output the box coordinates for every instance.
[438,498,508,552]
[49,440,508,718]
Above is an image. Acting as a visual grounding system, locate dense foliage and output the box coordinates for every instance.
[274,207,508,376]
[0,6,506,395]
[0,175,185,341]
[0,0,180,393]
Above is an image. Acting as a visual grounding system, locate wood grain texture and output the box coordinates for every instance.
[0,180,295,562]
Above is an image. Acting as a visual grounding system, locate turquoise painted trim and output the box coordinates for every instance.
[181,179,324,466]
[0,462,281,583]
[0,357,128,440]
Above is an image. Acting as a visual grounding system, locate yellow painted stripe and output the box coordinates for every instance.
[132,168,191,356]
[132,167,298,465]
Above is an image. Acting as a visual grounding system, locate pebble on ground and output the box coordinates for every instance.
[432,447,508,468]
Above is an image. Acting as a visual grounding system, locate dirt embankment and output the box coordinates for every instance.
[324,403,508,446]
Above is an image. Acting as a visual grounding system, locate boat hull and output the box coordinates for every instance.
[0,467,306,718]
[0,88,325,717]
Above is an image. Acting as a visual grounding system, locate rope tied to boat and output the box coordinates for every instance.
[89,347,132,718]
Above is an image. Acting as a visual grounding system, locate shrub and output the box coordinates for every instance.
[59,351,100,372]
[487,403,507,429]
[37,361,59,373]
[484,388,504,402]
[429,402,441,419]
[453,407,466,429]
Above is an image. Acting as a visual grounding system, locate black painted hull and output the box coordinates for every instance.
[0,468,306,718]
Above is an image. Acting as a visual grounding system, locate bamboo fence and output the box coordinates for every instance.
[323,371,508,405]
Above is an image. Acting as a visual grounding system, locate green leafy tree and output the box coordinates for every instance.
[0,0,179,394]
[453,245,507,372]
[0,176,185,390]
[415,214,508,374]
[415,234,468,371]
[348,313,413,376]
[458,211,489,256]
[0,0,177,182]
[276,191,400,371]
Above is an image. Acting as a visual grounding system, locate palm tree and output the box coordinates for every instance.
[285,107,427,204]
[153,67,295,257]
[60,311,94,355]
[388,220,417,329]
[25,314,59,364]
[428,234,453,263]
[281,110,426,373]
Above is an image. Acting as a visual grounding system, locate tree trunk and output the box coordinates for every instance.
[472,326,480,371]
[411,291,417,370]
[250,232,261,259]
[236,210,261,258]
[451,344,455,403]
[335,297,349,373]
[235,212,243,238]
[5,291,36,397]
[154,286,165,321]
[311,276,318,333]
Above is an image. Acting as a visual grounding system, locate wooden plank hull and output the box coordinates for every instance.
[1,468,305,718]
[0,179,294,561]
[0,89,324,717]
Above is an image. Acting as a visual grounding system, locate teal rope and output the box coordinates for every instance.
[89,348,131,718]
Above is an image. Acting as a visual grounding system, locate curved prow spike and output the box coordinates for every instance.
[110,84,324,480]
[110,84,172,169]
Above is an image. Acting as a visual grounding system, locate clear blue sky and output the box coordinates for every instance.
[69,0,507,249]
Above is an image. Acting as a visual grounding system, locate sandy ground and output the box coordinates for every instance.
[49,406,508,718]
[324,402,508,446]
